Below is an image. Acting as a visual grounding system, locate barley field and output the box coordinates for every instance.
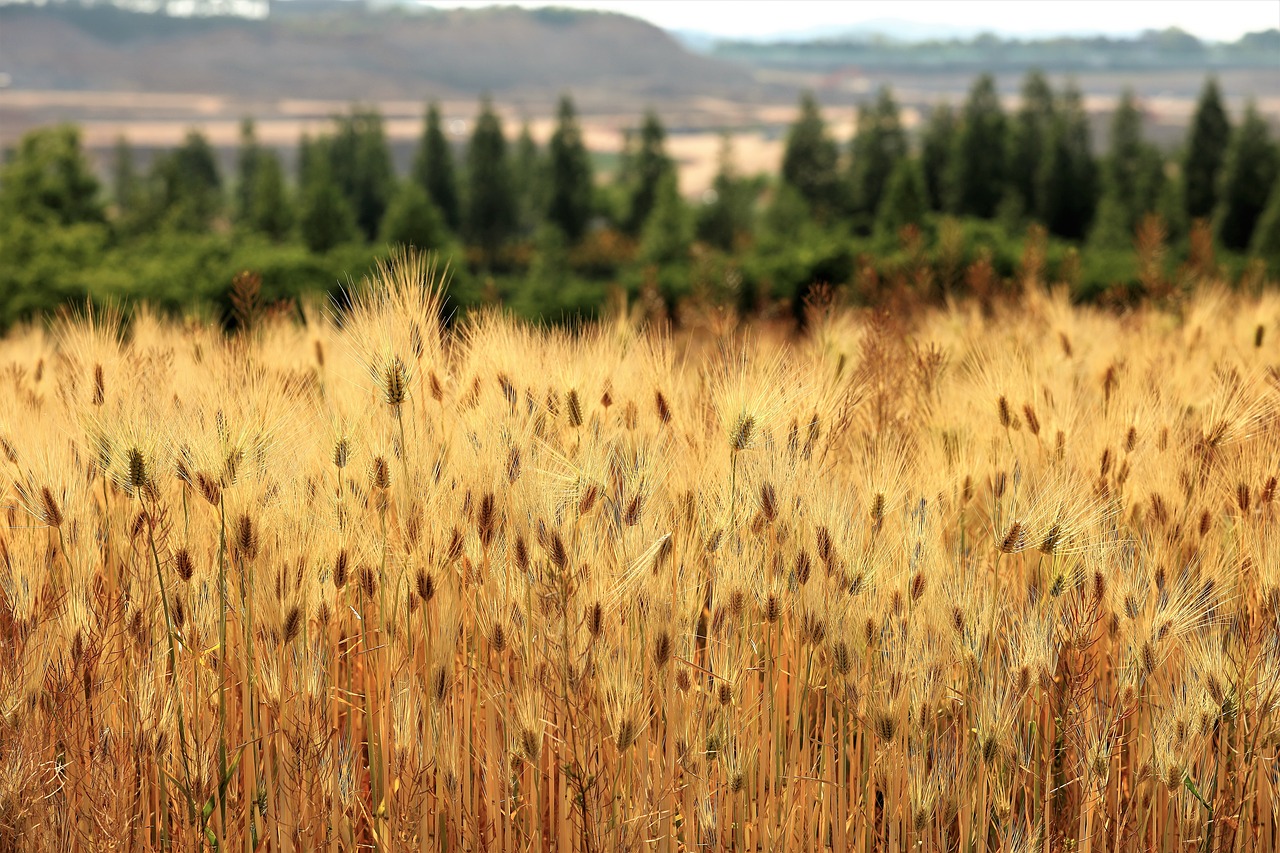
[1,253,1279,852]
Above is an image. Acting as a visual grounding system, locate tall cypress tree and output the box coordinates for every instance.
[1249,176,1280,268]
[697,134,757,251]
[298,154,358,253]
[848,86,907,218]
[1183,77,1231,221]
[545,94,594,242]
[511,122,542,236]
[1037,83,1096,239]
[625,110,674,235]
[464,96,516,261]
[412,102,461,231]
[235,117,262,225]
[1105,90,1152,232]
[381,182,450,252]
[1010,70,1056,217]
[921,103,956,212]
[328,108,394,242]
[152,129,222,231]
[1215,102,1279,250]
[876,156,928,237]
[780,92,841,220]
[247,150,292,241]
[111,135,140,220]
[947,74,1008,218]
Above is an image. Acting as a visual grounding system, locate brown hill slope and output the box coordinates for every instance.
[0,3,758,103]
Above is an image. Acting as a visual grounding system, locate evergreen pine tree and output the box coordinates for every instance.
[298,157,358,253]
[625,110,674,235]
[1010,70,1056,217]
[697,135,757,251]
[1249,176,1280,268]
[0,125,104,226]
[1105,90,1147,232]
[780,92,841,219]
[921,103,956,212]
[639,172,691,266]
[1037,83,1096,239]
[511,122,543,236]
[153,129,223,231]
[235,117,262,225]
[848,86,907,218]
[327,108,394,241]
[1215,102,1278,250]
[412,102,461,231]
[545,94,594,242]
[380,182,451,252]
[946,74,1008,218]
[247,151,292,241]
[464,96,516,262]
[111,136,140,220]
[876,156,928,237]
[1183,77,1231,221]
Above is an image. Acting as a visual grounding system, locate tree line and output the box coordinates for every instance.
[2,72,1279,327]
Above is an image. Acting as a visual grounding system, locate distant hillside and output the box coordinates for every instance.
[713,27,1280,73]
[0,1,757,103]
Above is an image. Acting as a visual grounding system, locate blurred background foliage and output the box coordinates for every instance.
[3,72,1279,329]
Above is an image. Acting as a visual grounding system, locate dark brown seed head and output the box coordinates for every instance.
[370,456,391,491]
[1237,483,1251,514]
[415,568,435,603]
[999,521,1025,554]
[92,363,105,407]
[759,482,777,523]
[428,370,444,402]
[578,483,599,516]
[623,493,643,527]
[795,549,812,585]
[997,395,1011,429]
[333,549,349,590]
[174,549,195,582]
[1022,403,1040,437]
[514,535,529,573]
[1255,324,1265,348]
[283,605,302,644]
[333,437,350,470]
[127,447,148,492]
[566,389,583,428]
[652,631,671,669]
[361,566,377,599]
[548,532,568,571]
[476,492,497,548]
[654,390,672,425]
[39,487,63,528]
[910,571,926,602]
[236,514,258,561]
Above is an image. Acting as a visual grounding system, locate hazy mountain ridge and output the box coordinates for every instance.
[711,26,1280,72]
[0,1,757,101]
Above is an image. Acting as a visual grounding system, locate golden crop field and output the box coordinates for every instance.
[1,252,1279,852]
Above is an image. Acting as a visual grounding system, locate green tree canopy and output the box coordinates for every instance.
[0,125,105,226]
[848,86,907,218]
[464,96,516,261]
[1037,83,1097,239]
[624,110,674,235]
[246,149,292,242]
[1010,70,1057,216]
[947,74,1009,218]
[328,108,395,241]
[781,92,841,220]
[1215,102,1279,251]
[696,135,758,251]
[149,129,223,231]
[298,157,358,253]
[920,103,956,212]
[235,117,263,225]
[412,102,461,231]
[1183,77,1231,221]
[380,181,451,252]
[511,122,543,236]
[639,172,691,266]
[545,94,594,243]
[876,156,928,237]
